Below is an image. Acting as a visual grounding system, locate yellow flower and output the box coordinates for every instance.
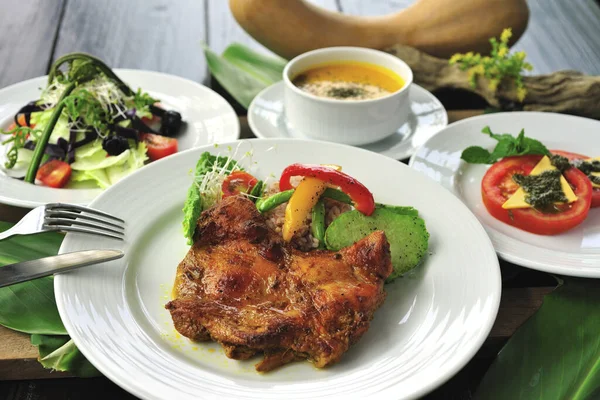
[449,54,462,64]
[488,79,500,92]
[497,47,508,58]
[514,51,526,61]
[500,28,512,44]
[517,87,527,102]
[472,64,485,75]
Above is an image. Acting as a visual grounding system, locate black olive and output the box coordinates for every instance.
[160,110,182,136]
[102,135,130,156]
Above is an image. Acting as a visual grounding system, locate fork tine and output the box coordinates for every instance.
[44,218,125,236]
[45,203,124,223]
[45,225,124,241]
[45,210,124,230]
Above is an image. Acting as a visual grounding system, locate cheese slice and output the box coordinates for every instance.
[587,157,600,188]
[502,156,578,209]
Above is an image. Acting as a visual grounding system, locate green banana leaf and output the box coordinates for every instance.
[0,221,99,376]
[31,334,100,377]
[204,43,287,109]
[0,222,66,334]
[222,43,286,84]
[475,278,600,400]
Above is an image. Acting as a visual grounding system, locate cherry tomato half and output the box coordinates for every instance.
[222,171,258,198]
[481,155,592,235]
[140,133,178,161]
[36,160,72,188]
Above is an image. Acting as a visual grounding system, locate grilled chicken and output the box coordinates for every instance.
[166,196,392,371]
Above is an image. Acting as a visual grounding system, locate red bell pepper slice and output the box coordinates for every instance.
[279,164,375,216]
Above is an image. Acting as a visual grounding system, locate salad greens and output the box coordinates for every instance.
[461,126,550,164]
[1,52,181,189]
[182,151,243,244]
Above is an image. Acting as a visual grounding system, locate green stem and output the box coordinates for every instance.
[48,52,133,96]
[24,82,77,183]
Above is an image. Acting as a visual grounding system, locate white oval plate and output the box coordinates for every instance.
[0,69,240,208]
[56,139,500,400]
[248,81,447,160]
[409,111,600,277]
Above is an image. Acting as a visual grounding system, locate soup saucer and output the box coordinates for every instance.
[248,81,447,160]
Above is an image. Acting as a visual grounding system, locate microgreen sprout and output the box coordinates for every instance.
[1,126,41,168]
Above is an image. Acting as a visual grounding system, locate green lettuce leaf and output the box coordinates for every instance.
[31,335,100,377]
[106,142,148,185]
[70,148,130,171]
[182,151,242,244]
[0,222,66,334]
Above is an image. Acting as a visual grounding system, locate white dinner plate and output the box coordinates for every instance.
[0,69,240,208]
[409,111,600,277]
[56,139,500,400]
[248,81,447,160]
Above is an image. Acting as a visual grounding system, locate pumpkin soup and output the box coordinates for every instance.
[292,61,404,101]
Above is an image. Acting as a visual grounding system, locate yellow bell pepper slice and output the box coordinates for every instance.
[282,164,341,242]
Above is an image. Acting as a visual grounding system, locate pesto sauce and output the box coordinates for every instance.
[512,170,567,209]
[326,87,366,99]
[551,155,600,187]
[549,154,571,172]
[572,159,600,175]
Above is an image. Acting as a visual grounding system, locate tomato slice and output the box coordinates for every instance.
[35,160,72,188]
[222,171,258,198]
[481,155,592,235]
[140,133,178,161]
[551,149,600,208]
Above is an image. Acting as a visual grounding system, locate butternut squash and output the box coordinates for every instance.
[229,0,529,59]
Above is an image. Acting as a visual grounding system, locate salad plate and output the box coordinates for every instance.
[409,111,600,277]
[0,69,240,208]
[56,139,500,400]
[248,81,448,160]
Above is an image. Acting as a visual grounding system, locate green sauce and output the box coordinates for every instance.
[326,87,366,99]
[551,155,600,188]
[513,170,567,209]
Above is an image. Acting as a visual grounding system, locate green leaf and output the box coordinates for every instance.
[475,278,600,400]
[31,335,101,377]
[463,126,551,164]
[222,43,286,84]
[461,146,492,164]
[204,43,286,109]
[482,126,514,142]
[0,222,66,334]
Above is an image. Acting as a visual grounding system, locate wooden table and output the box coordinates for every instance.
[0,1,599,399]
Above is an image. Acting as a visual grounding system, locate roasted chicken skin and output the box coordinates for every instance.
[166,196,392,371]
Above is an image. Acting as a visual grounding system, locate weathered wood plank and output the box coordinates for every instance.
[0,0,65,88]
[338,0,600,74]
[512,0,600,74]
[207,0,340,55]
[52,0,208,84]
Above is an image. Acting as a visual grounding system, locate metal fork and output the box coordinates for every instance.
[0,203,125,241]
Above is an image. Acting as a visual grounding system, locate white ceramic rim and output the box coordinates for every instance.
[282,46,414,105]
[248,82,448,161]
[408,111,600,277]
[0,69,240,208]
[55,138,501,400]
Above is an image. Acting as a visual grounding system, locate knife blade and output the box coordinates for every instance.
[0,249,124,288]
